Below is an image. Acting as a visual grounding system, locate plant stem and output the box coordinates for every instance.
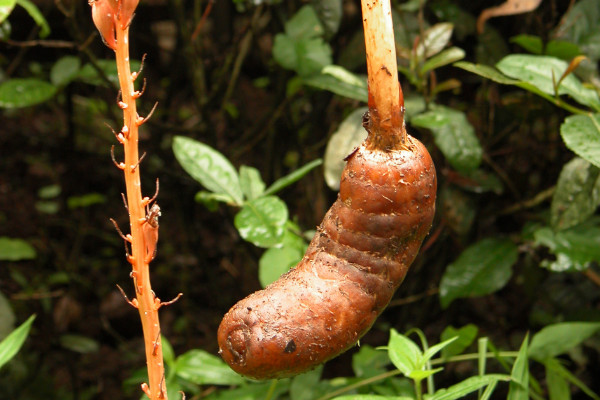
[360,0,406,147]
[115,25,168,400]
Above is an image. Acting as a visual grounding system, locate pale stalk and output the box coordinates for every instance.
[114,25,168,400]
[361,0,406,145]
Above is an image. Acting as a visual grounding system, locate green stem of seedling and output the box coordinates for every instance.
[264,379,278,400]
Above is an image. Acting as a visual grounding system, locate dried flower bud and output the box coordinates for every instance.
[90,0,117,50]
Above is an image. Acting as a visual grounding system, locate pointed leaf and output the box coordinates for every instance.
[324,107,368,190]
[352,345,390,379]
[285,5,324,40]
[417,23,454,59]
[551,157,600,230]
[440,324,479,359]
[544,357,600,400]
[454,61,519,85]
[423,337,458,362]
[172,136,243,205]
[264,159,322,196]
[440,238,518,308]
[508,334,529,400]
[0,0,16,23]
[529,322,600,361]
[534,223,600,272]
[0,237,36,261]
[428,374,510,400]
[303,65,367,102]
[0,315,35,369]
[50,56,81,86]
[15,0,49,37]
[387,329,422,376]
[421,47,465,74]
[546,362,571,400]
[561,114,600,169]
[234,196,288,248]
[239,165,266,201]
[412,106,482,173]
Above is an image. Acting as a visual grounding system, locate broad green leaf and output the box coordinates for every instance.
[412,106,482,173]
[507,334,529,400]
[59,334,100,353]
[534,222,600,271]
[273,34,299,71]
[387,329,422,376]
[234,196,288,248]
[290,365,323,400]
[453,61,519,85]
[421,47,465,74]
[50,56,81,86]
[0,0,16,23]
[285,5,324,40]
[264,159,322,196]
[77,59,141,87]
[0,78,57,108]
[551,157,600,230]
[258,245,302,287]
[496,54,600,110]
[295,38,333,76]
[561,114,600,169]
[510,34,543,54]
[528,322,600,361]
[203,381,291,400]
[67,193,106,209]
[404,95,427,121]
[172,136,243,205]
[239,165,266,201]
[174,349,245,385]
[194,191,235,210]
[352,345,390,379]
[0,237,36,261]
[15,0,49,37]
[303,65,367,102]
[0,292,15,340]
[417,22,454,59]
[428,374,510,400]
[161,335,175,367]
[0,315,35,369]
[545,40,581,60]
[311,0,342,38]
[554,0,600,61]
[439,238,518,308]
[456,169,503,195]
[546,362,571,400]
[440,324,479,359]
[323,107,368,190]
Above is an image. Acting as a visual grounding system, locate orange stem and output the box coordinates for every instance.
[114,26,167,400]
[361,0,406,147]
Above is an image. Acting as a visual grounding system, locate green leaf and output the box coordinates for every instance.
[0,292,15,341]
[528,322,600,361]
[0,315,35,369]
[234,196,288,248]
[331,396,411,400]
[546,361,571,400]
[67,193,106,209]
[172,136,243,206]
[496,54,600,110]
[422,337,457,362]
[290,365,323,400]
[303,65,367,102]
[203,381,292,400]
[421,47,465,74]
[412,105,482,173]
[0,0,16,23]
[534,222,600,272]
[554,0,600,61]
[239,165,266,201]
[417,22,454,59]
[311,0,342,38]
[323,107,368,190]
[77,59,141,87]
[440,324,479,359]
[174,349,245,385]
[439,238,518,308]
[544,357,600,400]
[387,329,422,376]
[258,245,302,287]
[561,114,600,169]
[295,38,333,76]
[272,34,299,71]
[15,0,49,37]
[264,159,323,196]
[510,34,543,54]
[545,40,581,60]
[0,78,57,108]
[551,157,600,230]
[428,375,510,400]
[508,334,529,400]
[59,334,100,354]
[285,5,324,40]
[352,345,390,379]
[194,191,235,210]
[454,61,519,85]
[161,335,175,367]
[50,56,81,86]
[0,237,36,261]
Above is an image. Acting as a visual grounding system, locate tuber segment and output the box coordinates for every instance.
[217,125,436,380]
